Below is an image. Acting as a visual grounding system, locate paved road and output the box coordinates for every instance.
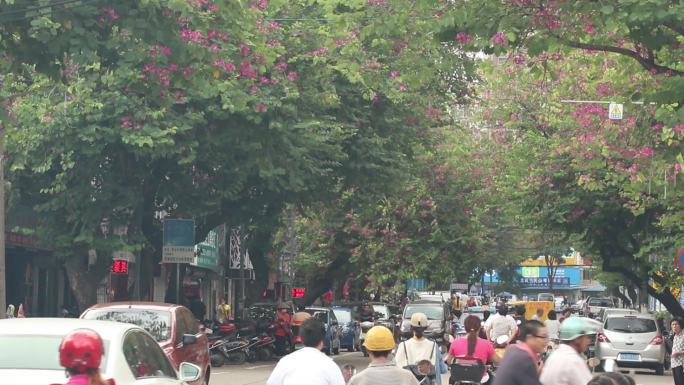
[210,351,672,385]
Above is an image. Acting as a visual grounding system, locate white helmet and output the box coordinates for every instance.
[410,312,428,328]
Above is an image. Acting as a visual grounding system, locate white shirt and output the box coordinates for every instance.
[545,320,561,340]
[484,314,517,341]
[266,347,346,385]
[539,344,592,385]
[395,338,438,367]
[673,333,684,368]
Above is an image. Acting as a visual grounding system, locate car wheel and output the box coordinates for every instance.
[655,364,665,376]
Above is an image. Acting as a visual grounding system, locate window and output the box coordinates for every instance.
[333,308,352,323]
[372,305,389,319]
[82,309,172,342]
[604,318,657,333]
[123,331,176,379]
[403,305,444,320]
[588,298,615,307]
[0,335,109,371]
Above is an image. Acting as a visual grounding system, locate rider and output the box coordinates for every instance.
[275,303,293,354]
[348,326,419,385]
[484,304,517,344]
[444,315,501,384]
[491,319,546,385]
[395,312,448,385]
[359,303,375,323]
[539,317,600,385]
[59,329,109,385]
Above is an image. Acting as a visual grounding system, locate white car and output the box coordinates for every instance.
[0,318,201,385]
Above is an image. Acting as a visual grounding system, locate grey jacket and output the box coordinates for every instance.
[491,345,542,385]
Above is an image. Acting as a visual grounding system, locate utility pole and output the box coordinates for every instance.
[0,121,5,319]
[239,229,246,320]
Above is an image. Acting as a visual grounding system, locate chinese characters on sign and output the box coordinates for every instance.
[291,288,306,298]
[111,259,129,274]
[162,219,196,264]
[519,277,570,286]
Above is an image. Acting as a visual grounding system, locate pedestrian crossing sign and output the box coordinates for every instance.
[608,102,623,120]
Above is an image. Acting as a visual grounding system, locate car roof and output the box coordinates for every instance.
[406,301,445,306]
[605,313,655,320]
[85,301,182,311]
[306,307,330,312]
[0,318,138,340]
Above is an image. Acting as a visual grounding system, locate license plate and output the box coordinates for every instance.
[618,353,640,361]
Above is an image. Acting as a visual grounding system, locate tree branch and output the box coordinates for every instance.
[664,21,684,37]
[556,37,684,76]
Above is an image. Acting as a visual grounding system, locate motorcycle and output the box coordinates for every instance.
[359,321,375,357]
[209,336,250,367]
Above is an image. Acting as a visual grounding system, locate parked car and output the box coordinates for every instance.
[81,302,209,385]
[572,299,586,314]
[596,313,666,375]
[596,308,639,323]
[332,305,360,352]
[399,301,451,347]
[0,318,201,385]
[305,307,342,355]
[583,297,617,318]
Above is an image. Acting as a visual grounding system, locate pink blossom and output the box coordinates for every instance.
[274,61,288,71]
[239,61,256,78]
[250,86,259,95]
[251,0,268,11]
[287,71,299,81]
[160,46,171,56]
[121,118,132,128]
[175,91,184,101]
[637,146,655,158]
[491,32,507,47]
[210,44,220,53]
[100,7,119,23]
[397,84,407,92]
[583,23,596,34]
[268,21,280,30]
[223,62,236,71]
[180,28,203,43]
[674,163,682,174]
[135,123,142,130]
[455,32,474,45]
[389,70,400,80]
[673,123,684,133]
[208,4,217,12]
[239,43,251,57]
[651,123,664,131]
[259,76,270,84]
[182,66,193,77]
[40,115,53,123]
[368,0,387,5]
[255,102,266,112]
[168,63,178,72]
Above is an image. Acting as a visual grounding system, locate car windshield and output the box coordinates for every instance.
[372,305,389,319]
[82,309,172,342]
[605,318,657,333]
[0,335,109,370]
[404,305,443,320]
[333,308,352,323]
[588,298,614,307]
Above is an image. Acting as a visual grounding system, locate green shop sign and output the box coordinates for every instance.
[193,227,221,272]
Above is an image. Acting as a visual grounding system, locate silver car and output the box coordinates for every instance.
[596,308,638,323]
[596,314,665,375]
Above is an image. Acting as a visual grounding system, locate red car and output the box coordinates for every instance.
[81,302,210,385]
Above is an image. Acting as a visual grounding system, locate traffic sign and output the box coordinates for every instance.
[162,219,195,264]
[608,102,623,120]
[675,246,684,273]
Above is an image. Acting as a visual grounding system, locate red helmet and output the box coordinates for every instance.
[59,329,104,373]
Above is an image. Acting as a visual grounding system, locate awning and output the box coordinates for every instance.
[582,284,607,292]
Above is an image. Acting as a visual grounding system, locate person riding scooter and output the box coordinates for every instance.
[540,317,601,385]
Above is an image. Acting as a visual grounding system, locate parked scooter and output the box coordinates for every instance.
[209,337,249,367]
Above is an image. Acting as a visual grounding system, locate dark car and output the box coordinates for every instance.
[306,307,342,355]
[399,301,451,347]
[81,301,210,385]
[371,303,402,339]
[332,305,360,352]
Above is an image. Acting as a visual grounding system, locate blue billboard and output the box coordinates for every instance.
[483,266,581,288]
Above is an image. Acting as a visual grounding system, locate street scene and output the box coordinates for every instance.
[0,1,683,385]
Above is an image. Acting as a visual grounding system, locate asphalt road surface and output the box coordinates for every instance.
[210,351,671,385]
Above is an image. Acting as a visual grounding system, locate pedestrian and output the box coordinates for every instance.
[531,307,544,321]
[671,318,684,385]
[348,326,418,385]
[5,304,15,319]
[544,310,561,341]
[216,297,231,323]
[444,315,501,384]
[484,305,517,343]
[540,317,599,385]
[395,312,448,385]
[267,318,346,385]
[491,319,546,385]
[17,303,25,318]
[59,328,110,385]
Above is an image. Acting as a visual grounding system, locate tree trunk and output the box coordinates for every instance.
[302,255,349,305]
[64,254,110,312]
[648,284,684,317]
[611,287,631,308]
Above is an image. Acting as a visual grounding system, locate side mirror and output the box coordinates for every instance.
[179,362,201,382]
[182,334,198,345]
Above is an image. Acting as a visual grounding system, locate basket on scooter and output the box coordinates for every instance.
[449,357,484,385]
[219,323,237,337]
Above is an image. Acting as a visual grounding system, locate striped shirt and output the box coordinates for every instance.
[348,363,419,385]
[673,333,684,368]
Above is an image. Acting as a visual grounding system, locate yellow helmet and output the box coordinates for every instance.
[363,326,395,351]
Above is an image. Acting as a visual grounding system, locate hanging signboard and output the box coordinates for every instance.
[162,219,195,264]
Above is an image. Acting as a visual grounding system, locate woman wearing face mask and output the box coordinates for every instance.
[395,313,448,385]
[671,318,684,385]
